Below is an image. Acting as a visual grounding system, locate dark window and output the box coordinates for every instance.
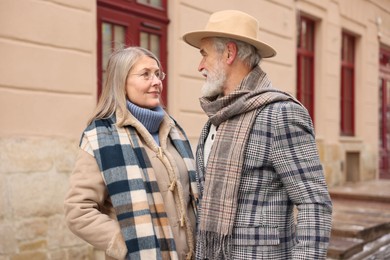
[97,0,168,104]
[297,16,315,123]
[340,32,355,136]
[379,47,390,178]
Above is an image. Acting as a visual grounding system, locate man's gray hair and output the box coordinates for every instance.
[212,37,262,68]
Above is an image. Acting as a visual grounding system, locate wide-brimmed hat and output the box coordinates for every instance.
[182,10,276,58]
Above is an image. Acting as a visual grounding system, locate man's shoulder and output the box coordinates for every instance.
[255,99,310,124]
[258,98,303,112]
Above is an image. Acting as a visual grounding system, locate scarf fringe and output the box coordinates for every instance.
[197,231,232,260]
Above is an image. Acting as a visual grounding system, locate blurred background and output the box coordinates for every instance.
[0,0,390,259]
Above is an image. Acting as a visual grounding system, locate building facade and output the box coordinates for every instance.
[0,0,389,258]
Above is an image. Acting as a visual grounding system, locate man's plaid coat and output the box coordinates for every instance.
[196,98,333,259]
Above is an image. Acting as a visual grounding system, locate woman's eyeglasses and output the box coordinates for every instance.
[130,71,166,81]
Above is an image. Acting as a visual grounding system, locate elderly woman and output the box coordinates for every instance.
[64,47,198,260]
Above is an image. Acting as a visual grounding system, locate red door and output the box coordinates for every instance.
[379,48,390,179]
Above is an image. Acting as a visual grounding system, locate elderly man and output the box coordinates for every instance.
[182,10,333,260]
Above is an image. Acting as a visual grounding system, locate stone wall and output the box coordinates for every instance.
[317,139,377,187]
[0,137,103,259]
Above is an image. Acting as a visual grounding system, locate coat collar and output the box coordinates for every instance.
[114,107,175,150]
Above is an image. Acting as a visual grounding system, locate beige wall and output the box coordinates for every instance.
[0,0,97,138]
[0,0,389,259]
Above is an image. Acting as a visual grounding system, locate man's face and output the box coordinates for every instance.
[198,38,227,97]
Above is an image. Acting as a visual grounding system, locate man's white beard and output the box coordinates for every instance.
[200,65,226,98]
[201,79,223,97]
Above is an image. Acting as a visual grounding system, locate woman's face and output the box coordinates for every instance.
[126,55,163,109]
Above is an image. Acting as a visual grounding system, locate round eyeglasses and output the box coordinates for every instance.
[130,71,166,81]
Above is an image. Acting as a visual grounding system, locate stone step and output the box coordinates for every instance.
[327,234,390,260]
[327,236,365,259]
[326,180,390,259]
[348,234,390,260]
[329,180,390,203]
[332,200,390,242]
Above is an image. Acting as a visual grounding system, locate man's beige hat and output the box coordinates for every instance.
[182,10,276,58]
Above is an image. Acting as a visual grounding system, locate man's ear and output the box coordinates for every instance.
[226,42,237,64]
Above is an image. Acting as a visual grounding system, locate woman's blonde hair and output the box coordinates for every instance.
[88,46,162,126]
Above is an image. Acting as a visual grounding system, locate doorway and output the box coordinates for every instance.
[379,47,390,179]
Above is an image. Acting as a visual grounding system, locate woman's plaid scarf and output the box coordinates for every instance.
[83,115,198,259]
[196,67,297,259]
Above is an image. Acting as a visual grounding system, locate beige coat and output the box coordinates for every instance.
[64,110,196,259]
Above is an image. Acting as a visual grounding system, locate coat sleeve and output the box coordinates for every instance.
[271,101,333,259]
[64,138,127,259]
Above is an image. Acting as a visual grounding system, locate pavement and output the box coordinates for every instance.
[329,180,390,203]
[327,180,390,259]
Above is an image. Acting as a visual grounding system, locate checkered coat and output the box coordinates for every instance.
[196,98,333,259]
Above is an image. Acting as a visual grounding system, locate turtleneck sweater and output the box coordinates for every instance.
[126,101,165,145]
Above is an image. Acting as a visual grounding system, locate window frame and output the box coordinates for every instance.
[340,31,356,136]
[296,15,316,123]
